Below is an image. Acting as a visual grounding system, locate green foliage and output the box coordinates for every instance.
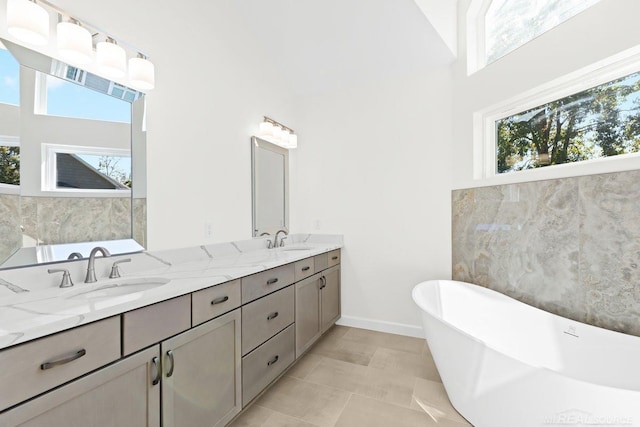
[497,72,640,173]
[0,146,20,185]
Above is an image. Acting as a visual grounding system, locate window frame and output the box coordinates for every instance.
[41,143,132,194]
[474,46,640,185]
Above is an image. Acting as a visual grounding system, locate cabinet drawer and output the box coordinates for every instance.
[123,295,191,356]
[328,249,341,267]
[0,316,120,411]
[192,279,241,326]
[294,257,315,282]
[242,263,295,304]
[314,253,329,272]
[242,286,294,355]
[242,325,295,406]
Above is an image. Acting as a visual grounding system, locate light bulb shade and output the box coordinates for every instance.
[288,134,298,149]
[272,126,283,140]
[281,129,290,144]
[7,0,49,46]
[259,121,274,136]
[57,21,92,65]
[96,40,126,78]
[128,56,155,90]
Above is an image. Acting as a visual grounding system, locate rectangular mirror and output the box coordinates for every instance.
[0,38,146,269]
[251,136,288,236]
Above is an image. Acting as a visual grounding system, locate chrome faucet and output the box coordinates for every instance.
[274,229,288,248]
[85,247,111,283]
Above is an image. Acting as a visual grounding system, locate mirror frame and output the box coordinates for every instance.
[251,136,289,237]
[0,38,146,269]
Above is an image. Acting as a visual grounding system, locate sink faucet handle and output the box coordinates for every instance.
[48,269,74,288]
[259,232,273,249]
[279,236,288,247]
[109,258,132,279]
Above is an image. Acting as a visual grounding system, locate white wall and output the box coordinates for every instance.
[453,0,640,189]
[291,68,454,336]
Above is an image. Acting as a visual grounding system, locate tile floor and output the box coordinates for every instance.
[230,326,472,427]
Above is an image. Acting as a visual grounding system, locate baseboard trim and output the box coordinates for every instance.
[336,315,424,338]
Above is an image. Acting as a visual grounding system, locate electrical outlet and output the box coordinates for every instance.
[314,220,321,230]
[205,222,214,239]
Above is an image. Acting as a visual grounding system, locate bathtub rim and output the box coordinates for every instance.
[412,279,640,393]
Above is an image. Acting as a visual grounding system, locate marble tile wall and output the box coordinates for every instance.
[0,194,22,264]
[452,169,640,337]
[21,196,146,247]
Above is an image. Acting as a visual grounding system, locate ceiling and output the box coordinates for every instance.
[50,0,456,97]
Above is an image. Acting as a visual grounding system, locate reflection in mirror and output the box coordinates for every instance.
[251,136,289,236]
[0,38,146,269]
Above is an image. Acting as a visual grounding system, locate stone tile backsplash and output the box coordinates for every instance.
[452,170,640,337]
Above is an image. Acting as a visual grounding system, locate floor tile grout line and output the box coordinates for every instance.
[332,392,355,427]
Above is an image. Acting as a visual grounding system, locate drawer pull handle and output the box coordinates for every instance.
[266,278,279,285]
[331,256,339,260]
[301,266,310,271]
[166,350,175,378]
[151,356,161,385]
[267,355,279,366]
[319,276,327,289]
[40,349,86,370]
[267,311,279,320]
[211,296,229,305]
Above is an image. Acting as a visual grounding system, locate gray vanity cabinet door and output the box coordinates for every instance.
[321,265,341,333]
[0,345,161,427]
[295,273,322,358]
[161,308,241,427]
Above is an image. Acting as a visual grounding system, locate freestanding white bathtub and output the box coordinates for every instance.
[412,280,640,427]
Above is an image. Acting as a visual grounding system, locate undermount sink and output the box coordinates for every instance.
[68,278,171,300]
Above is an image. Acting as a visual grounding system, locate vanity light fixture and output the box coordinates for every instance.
[128,53,155,90]
[56,18,92,65]
[6,0,49,46]
[258,117,297,149]
[96,37,127,79]
[4,0,156,91]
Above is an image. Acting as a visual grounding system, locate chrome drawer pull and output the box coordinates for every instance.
[211,296,229,305]
[267,355,279,366]
[151,356,161,385]
[331,256,338,260]
[40,349,86,370]
[301,266,310,271]
[166,350,175,378]
[267,311,279,321]
[266,278,279,285]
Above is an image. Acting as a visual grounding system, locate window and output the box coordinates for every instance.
[496,69,640,174]
[44,74,132,123]
[0,137,20,187]
[469,0,601,72]
[0,46,19,106]
[43,144,131,192]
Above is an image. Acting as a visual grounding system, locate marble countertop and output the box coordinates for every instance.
[0,234,343,350]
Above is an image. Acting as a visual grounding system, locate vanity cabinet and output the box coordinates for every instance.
[0,345,160,427]
[161,309,241,427]
[295,262,341,358]
[0,247,340,427]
